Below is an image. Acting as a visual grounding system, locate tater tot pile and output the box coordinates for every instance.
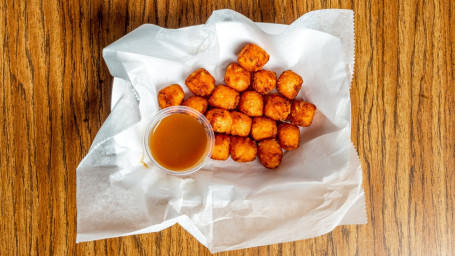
[156,43,316,169]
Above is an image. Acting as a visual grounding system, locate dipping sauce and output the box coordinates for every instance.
[149,113,208,171]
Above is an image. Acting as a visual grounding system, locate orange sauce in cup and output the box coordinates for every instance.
[149,113,208,171]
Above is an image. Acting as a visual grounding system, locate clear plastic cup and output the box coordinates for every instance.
[144,106,214,176]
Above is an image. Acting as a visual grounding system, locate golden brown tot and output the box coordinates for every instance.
[277,122,300,150]
[251,117,277,141]
[185,68,215,96]
[230,136,257,162]
[252,69,277,94]
[237,44,270,72]
[277,70,303,100]
[230,111,252,137]
[182,96,208,114]
[257,139,283,169]
[157,84,185,109]
[211,133,231,160]
[264,94,291,121]
[289,100,316,127]
[238,91,264,117]
[208,85,240,110]
[224,63,251,92]
[205,108,232,134]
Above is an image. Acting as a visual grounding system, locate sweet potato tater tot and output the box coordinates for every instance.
[205,108,232,134]
[208,85,240,110]
[158,84,185,109]
[277,122,300,150]
[182,96,208,114]
[238,91,264,117]
[225,63,251,92]
[277,70,303,100]
[211,133,231,160]
[252,69,277,94]
[230,111,252,137]
[185,68,215,96]
[264,94,291,121]
[257,139,283,169]
[251,117,277,141]
[230,136,257,162]
[289,100,317,127]
[237,44,270,72]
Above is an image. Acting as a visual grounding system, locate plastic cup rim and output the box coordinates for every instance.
[143,106,214,176]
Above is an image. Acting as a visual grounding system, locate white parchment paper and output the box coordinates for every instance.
[76,9,366,253]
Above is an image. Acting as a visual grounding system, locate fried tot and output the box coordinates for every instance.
[185,68,215,96]
[238,91,264,117]
[264,94,291,121]
[230,111,252,137]
[208,85,240,110]
[252,69,277,94]
[230,136,257,162]
[257,138,283,169]
[225,63,251,92]
[211,133,231,160]
[277,70,303,100]
[157,84,185,109]
[182,96,208,114]
[237,44,270,72]
[251,117,277,141]
[277,122,300,150]
[205,108,232,133]
[289,100,317,127]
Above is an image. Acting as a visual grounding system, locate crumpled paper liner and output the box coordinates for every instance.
[76,9,366,253]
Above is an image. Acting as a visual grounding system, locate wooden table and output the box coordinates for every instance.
[2,0,454,255]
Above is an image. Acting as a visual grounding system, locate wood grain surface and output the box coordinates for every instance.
[1,0,454,255]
